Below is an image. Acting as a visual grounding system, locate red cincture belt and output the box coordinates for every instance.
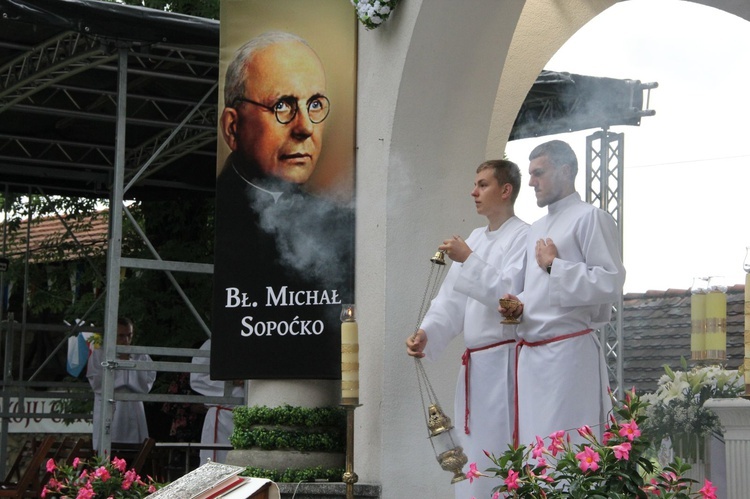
[461,339,516,435]
[512,329,593,447]
[212,405,233,461]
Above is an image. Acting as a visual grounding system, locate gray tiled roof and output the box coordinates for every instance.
[622,284,745,394]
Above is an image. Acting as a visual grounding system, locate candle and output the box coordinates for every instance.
[340,304,359,404]
[705,288,727,361]
[691,292,706,361]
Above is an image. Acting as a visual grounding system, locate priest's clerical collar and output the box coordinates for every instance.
[231,162,301,204]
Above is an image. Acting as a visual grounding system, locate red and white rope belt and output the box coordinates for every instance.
[461,339,516,435]
[512,328,593,447]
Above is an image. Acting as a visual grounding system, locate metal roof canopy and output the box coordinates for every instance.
[511,70,657,141]
[0,0,220,200]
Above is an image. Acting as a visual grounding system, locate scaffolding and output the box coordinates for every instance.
[0,0,241,472]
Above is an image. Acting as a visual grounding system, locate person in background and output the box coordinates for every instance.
[501,139,626,450]
[190,338,245,464]
[406,159,529,499]
[87,317,156,450]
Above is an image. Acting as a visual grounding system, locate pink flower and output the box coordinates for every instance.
[76,485,95,499]
[112,456,127,473]
[72,457,81,468]
[612,442,632,460]
[492,493,500,499]
[660,471,678,483]
[602,430,615,445]
[575,446,600,472]
[532,435,546,459]
[45,458,56,473]
[619,420,641,441]
[122,469,137,490]
[641,477,662,496]
[548,430,565,457]
[94,466,111,482]
[466,462,484,483]
[577,425,594,441]
[699,479,717,499]
[504,469,520,490]
[148,485,157,493]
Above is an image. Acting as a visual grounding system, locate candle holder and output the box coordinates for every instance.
[341,403,359,499]
[410,249,467,484]
[340,304,360,499]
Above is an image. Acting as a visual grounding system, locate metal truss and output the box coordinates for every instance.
[586,130,625,397]
[0,31,113,110]
[0,24,225,458]
[0,31,219,196]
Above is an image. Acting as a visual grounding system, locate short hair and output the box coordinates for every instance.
[529,140,578,179]
[476,159,522,203]
[117,317,133,331]
[224,31,312,106]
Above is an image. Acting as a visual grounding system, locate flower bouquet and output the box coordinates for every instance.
[641,358,743,462]
[471,388,718,498]
[351,0,398,30]
[42,455,161,499]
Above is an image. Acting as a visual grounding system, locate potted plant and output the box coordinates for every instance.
[471,388,719,498]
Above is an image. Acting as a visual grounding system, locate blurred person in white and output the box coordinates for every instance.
[190,339,245,464]
[87,317,156,450]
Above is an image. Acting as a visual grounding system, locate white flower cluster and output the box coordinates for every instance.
[351,0,397,30]
[642,364,743,406]
[641,362,744,444]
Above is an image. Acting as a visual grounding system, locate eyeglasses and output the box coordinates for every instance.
[233,95,330,125]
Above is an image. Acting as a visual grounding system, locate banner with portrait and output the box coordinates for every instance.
[211,0,356,379]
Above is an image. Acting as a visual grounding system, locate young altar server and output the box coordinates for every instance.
[406,159,528,499]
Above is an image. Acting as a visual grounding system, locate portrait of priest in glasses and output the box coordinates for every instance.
[212,31,354,381]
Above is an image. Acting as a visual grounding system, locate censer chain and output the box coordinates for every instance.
[411,262,446,339]
[415,357,443,440]
[412,258,447,437]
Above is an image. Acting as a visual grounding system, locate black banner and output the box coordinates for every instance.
[211,0,356,380]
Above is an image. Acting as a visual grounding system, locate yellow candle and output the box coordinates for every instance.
[705,289,726,360]
[690,292,706,360]
[341,305,359,404]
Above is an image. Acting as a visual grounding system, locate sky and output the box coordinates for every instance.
[505,0,750,294]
